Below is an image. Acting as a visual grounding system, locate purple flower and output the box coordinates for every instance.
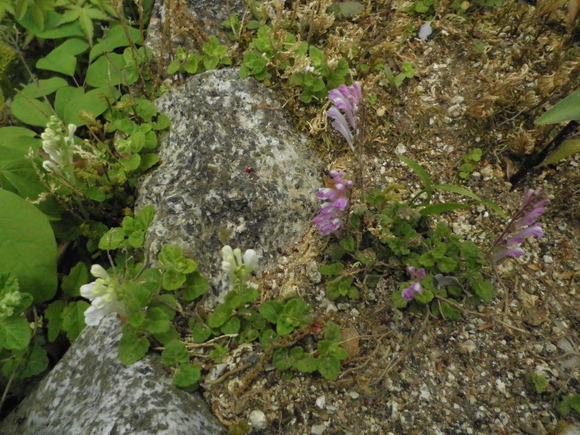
[327,82,362,151]
[401,266,426,301]
[314,170,353,236]
[490,188,549,263]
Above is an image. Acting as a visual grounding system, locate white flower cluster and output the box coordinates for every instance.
[80,265,124,326]
[41,115,77,177]
[221,245,258,285]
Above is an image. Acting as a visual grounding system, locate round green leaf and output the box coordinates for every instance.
[0,316,31,350]
[119,328,150,365]
[61,300,90,341]
[0,190,57,301]
[172,364,202,387]
[161,339,190,366]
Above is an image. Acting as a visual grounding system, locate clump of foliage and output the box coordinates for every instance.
[221,11,351,103]
[458,148,482,179]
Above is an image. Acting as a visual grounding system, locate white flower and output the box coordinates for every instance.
[41,116,77,176]
[80,264,124,326]
[220,245,258,287]
[243,249,258,269]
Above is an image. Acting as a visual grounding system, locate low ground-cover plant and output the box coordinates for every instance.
[314,82,548,320]
[77,209,354,388]
[221,12,351,103]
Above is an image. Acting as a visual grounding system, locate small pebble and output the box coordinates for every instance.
[311,423,328,434]
[249,410,267,430]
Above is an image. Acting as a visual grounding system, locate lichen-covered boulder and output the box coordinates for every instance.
[137,68,322,286]
[0,316,225,435]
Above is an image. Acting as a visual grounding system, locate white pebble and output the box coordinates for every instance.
[249,410,267,430]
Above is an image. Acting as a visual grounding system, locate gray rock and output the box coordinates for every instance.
[0,315,225,435]
[137,68,322,288]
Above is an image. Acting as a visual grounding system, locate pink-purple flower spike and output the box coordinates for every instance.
[491,188,549,263]
[314,170,354,236]
[327,82,362,151]
[402,266,426,301]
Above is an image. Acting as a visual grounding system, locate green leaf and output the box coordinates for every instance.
[272,348,294,371]
[61,262,89,297]
[398,155,432,198]
[154,326,180,345]
[85,186,107,202]
[145,307,172,334]
[182,272,208,301]
[45,300,65,342]
[90,24,142,62]
[221,316,241,334]
[295,355,318,373]
[61,300,89,341]
[36,39,89,76]
[324,321,342,341]
[161,339,190,366]
[64,86,121,126]
[420,203,469,216]
[317,354,341,380]
[17,10,84,39]
[86,53,127,87]
[365,188,387,208]
[208,304,231,328]
[239,328,259,343]
[98,227,126,250]
[190,320,212,343]
[0,190,57,301]
[439,301,461,320]
[162,269,186,291]
[0,316,31,350]
[540,139,580,167]
[0,158,46,201]
[433,184,507,219]
[530,373,547,394]
[536,92,580,125]
[21,77,69,98]
[473,279,493,302]
[11,93,53,127]
[556,394,580,416]
[54,86,85,120]
[437,256,458,273]
[172,364,201,387]
[260,328,277,348]
[339,237,355,252]
[414,288,434,304]
[319,262,345,276]
[355,249,376,266]
[19,343,49,377]
[119,327,150,365]
[258,300,283,323]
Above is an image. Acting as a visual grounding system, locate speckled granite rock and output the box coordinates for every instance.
[0,315,225,435]
[137,68,322,287]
